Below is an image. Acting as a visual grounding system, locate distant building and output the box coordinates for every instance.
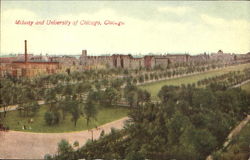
[0,40,60,78]
[1,40,250,78]
[210,50,235,63]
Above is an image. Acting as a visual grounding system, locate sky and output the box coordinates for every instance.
[1,1,250,55]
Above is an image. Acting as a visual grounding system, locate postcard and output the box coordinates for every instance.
[0,1,250,160]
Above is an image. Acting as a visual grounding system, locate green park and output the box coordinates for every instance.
[1,63,249,133]
[2,105,129,133]
[1,62,250,160]
[140,63,250,99]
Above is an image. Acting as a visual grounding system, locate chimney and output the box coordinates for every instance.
[82,50,87,56]
[25,40,27,63]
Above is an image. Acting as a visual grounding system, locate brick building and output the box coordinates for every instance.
[0,40,60,78]
[1,40,249,78]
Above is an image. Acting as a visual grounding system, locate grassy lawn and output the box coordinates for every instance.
[2,105,129,133]
[140,63,250,100]
[241,81,250,93]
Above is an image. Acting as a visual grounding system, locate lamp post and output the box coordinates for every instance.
[88,129,94,142]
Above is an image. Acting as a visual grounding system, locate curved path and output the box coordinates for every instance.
[0,117,129,159]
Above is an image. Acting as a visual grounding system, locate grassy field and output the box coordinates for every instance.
[241,81,250,93]
[2,105,129,133]
[140,63,250,100]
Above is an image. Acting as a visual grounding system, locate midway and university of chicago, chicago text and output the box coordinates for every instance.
[15,19,125,27]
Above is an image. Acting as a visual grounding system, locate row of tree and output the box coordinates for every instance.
[197,68,250,88]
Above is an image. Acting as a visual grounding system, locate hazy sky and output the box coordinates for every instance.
[1,1,250,55]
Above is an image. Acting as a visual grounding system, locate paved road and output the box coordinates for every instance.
[0,117,129,159]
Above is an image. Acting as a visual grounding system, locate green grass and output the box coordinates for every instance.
[241,81,250,93]
[140,64,250,100]
[2,105,129,133]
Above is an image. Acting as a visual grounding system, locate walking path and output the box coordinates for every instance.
[223,115,250,148]
[0,117,129,159]
[0,101,45,113]
[206,114,250,160]
[231,79,250,88]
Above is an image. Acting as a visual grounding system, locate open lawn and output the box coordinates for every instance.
[2,105,129,133]
[241,81,250,93]
[140,63,250,100]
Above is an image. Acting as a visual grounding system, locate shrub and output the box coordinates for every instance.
[44,111,62,125]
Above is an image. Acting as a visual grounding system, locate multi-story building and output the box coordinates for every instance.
[0,40,60,78]
[1,40,249,78]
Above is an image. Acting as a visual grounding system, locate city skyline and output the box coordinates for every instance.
[1,1,250,55]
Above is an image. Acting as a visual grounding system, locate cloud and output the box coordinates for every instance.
[157,6,194,15]
[201,14,250,30]
[200,14,226,26]
[199,14,250,53]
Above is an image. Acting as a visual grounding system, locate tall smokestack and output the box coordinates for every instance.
[25,40,27,63]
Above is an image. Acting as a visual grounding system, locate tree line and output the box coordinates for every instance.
[197,68,250,88]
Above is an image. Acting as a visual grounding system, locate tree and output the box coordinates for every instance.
[84,101,97,126]
[57,139,74,160]
[44,111,55,125]
[111,79,124,90]
[124,84,138,107]
[45,88,57,111]
[138,75,144,83]
[73,141,79,149]
[167,111,193,146]
[180,128,218,158]
[137,90,151,105]
[102,87,121,107]
[17,86,38,117]
[126,91,138,107]
[63,84,74,96]
[44,111,61,126]
[88,91,101,104]
[30,101,40,116]
[125,152,145,160]
[59,96,72,120]
[70,99,81,127]
[0,79,19,118]
[158,86,179,104]
[192,88,216,110]
[44,154,53,160]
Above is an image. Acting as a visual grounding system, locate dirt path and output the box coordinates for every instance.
[223,115,250,148]
[0,117,129,159]
[0,100,45,113]
[231,79,250,88]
